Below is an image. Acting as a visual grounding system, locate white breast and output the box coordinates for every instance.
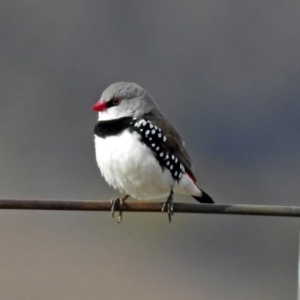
[95,130,174,200]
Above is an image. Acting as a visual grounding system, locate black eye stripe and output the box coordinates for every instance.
[106,98,121,108]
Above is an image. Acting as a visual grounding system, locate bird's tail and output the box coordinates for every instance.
[192,190,214,204]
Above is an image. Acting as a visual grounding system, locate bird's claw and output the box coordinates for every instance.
[111,197,123,223]
[162,191,174,223]
[118,210,123,223]
[111,195,128,223]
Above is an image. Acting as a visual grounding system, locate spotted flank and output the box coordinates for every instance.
[130,118,185,181]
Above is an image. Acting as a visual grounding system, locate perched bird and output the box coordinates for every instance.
[92,82,214,222]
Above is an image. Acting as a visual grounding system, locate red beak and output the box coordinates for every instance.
[92,99,107,112]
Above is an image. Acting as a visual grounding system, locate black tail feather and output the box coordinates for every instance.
[192,190,214,204]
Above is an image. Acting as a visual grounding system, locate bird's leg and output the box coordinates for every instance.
[161,190,174,223]
[111,195,129,223]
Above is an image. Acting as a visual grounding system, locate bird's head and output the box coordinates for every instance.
[92,82,161,120]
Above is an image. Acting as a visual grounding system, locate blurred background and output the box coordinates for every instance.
[1,1,300,299]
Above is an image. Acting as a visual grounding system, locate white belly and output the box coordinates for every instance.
[95,130,174,200]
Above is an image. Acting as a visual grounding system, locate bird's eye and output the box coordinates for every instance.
[112,98,121,106]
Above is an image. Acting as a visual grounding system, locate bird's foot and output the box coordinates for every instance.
[111,195,129,223]
[161,191,174,223]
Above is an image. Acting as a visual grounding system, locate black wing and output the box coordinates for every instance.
[142,113,195,179]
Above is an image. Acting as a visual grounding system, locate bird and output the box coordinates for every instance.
[92,82,214,223]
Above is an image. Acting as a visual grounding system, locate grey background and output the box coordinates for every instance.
[1,1,300,299]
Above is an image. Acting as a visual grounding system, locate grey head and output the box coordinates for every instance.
[94,82,162,121]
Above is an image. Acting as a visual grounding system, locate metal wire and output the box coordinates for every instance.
[298,231,300,300]
[1,199,300,217]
